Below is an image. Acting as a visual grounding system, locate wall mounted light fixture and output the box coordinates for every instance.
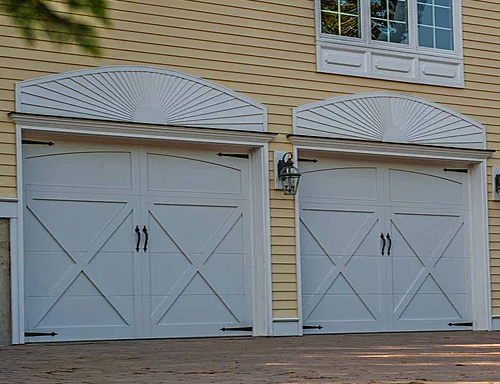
[494,167,500,201]
[274,151,301,196]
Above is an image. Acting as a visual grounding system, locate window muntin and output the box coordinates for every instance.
[321,0,361,38]
[417,0,454,50]
[371,0,408,44]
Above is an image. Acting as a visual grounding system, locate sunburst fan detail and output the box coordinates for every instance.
[294,93,486,149]
[17,66,267,132]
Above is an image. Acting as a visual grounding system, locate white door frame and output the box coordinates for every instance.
[290,135,493,332]
[11,114,275,344]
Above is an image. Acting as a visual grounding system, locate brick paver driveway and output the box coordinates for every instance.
[1,331,500,383]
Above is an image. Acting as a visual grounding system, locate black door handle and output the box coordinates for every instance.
[135,226,141,252]
[142,226,149,252]
[386,233,392,256]
[380,233,385,256]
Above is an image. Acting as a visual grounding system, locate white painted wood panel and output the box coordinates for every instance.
[23,141,253,341]
[16,66,267,132]
[300,156,472,334]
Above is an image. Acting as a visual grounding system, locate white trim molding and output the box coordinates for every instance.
[293,93,486,150]
[16,65,268,132]
[0,199,18,219]
[315,0,464,87]
[11,113,275,148]
[272,318,301,336]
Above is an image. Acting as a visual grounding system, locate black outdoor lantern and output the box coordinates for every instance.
[277,152,302,196]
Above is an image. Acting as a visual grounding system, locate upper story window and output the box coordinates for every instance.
[316,0,463,87]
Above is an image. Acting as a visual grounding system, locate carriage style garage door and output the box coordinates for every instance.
[300,156,472,334]
[23,140,252,342]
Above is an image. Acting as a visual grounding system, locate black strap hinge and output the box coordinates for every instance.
[22,140,54,146]
[448,322,473,327]
[25,332,58,337]
[217,153,249,159]
[303,325,323,330]
[443,168,468,173]
[220,326,252,332]
[298,158,317,163]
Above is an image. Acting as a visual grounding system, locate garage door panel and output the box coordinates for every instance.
[432,258,469,294]
[301,254,335,295]
[26,197,129,253]
[305,291,382,322]
[145,152,245,196]
[36,273,132,328]
[300,208,381,257]
[300,167,379,202]
[25,252,72,297]
[149,204,239,255]
[343,257,386,295]
[24,150,135,192]
[300,158,471,334]
[390,212,462,258]
[154,273,240,325]
[149,252,192,296]
[388,169,464,206]
[25,142,253,341]
[204,253,246,294]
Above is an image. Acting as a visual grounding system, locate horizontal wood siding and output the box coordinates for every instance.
[1,0,500,317]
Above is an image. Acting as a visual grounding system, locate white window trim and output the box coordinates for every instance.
[315,0,464,87]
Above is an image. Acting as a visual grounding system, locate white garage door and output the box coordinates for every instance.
[300,156,471,334]
[23,140,252,342]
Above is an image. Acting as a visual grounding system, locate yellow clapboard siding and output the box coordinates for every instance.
[0,187,16,197]
[272,273,298,283]
[272,264,297,274]
[273,291,298,301]
[0,154,15,166]
[272,255,297,264]
[271,227,296,237]
[0,0,500,318]
[271,237,296,246]
[273,282,297,291]
[273,309,299,318]
[273,301,299,310]
[0,176,16,188]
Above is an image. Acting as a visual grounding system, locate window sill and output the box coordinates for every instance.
[317,40,464,88]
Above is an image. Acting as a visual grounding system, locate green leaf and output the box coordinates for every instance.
[0,0,112,56]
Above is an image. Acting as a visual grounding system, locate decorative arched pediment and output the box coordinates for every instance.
[293,93,486,149]
[16,66,267,132]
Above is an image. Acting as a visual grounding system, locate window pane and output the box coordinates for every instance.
[371,0,387,19]
[435,6,452,29]
[389,1,407,22]
[372,20,389,42]
[321,0,338,11]
[390,22,408,44]
[418,26,434,48]
[435,0,451,6]
[417,3,433,25]
[340,0,359,13]
[321,0,360,37]
[341,15,360,37]
[371,0,408,44]
[417,0,454,50]
[322,12,340,35]
[436,28,453,50]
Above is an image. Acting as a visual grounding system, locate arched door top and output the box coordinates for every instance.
[16,66,267,132]
[293,92,486,149]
